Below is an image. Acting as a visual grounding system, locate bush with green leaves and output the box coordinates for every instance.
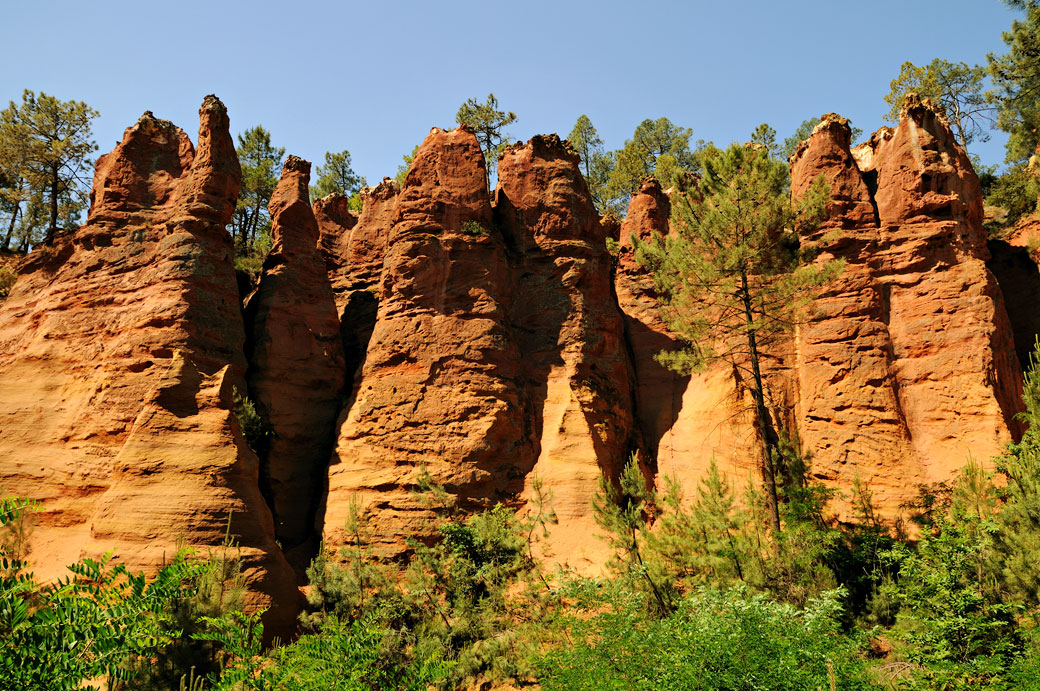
[0,496,205,691]
[232,388,272,454]
[985,161,1039,233]
[115,525,251,690]
[300,473,557,689]
[0,265,15,298]
[538,585,874,691]
[264,615,448,690]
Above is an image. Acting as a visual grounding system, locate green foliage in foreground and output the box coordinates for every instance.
[263,615,448,690]
[0,497,205,691]
[539,585,873,691]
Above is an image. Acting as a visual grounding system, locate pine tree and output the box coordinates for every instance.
[633,140,835,540]
[230,125,283,250]
[884,60,994,151]
[0,90,98,246]
[311,149,366,201]
[989,0,1040,163]
[605,117,700,207]
[455,93,516,187]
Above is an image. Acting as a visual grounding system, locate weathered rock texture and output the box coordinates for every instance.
[496,134,636,567]
[245,156,346,574]
[325,127,523,555]
[314,179,398,384]
[0,97,298,636]
[323,131,636,567]
[614,178,761,494]
[1,94,1034,600]
[788,102,1023,517]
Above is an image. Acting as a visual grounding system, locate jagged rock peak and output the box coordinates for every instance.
[500,133,580,165]
[900,92,951,127]
[201,93,228,116]
[396,126,490,230]
[637,175,665,197]
[88,108,194,223]
[362,176,400,201]
[790,113,853,166]
[790,111,876,233]
[281,154,310,176]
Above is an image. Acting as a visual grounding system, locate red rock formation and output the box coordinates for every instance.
[245,156,346,574]
[324,127,524,556]
[790,102,1022,517]
[314,179,398,382]
[323,133,639,567]
[496,134,636,568]
[614,178,760,493]
[314,193,357,290]
[0,97,298,636]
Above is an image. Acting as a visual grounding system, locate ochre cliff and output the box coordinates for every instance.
[496,134,636,567]
[324,127,524,556]
[0,97,299,637]
[314,178,398,385]
[322,132,637,568]
[0,95,1033,607]
[789,101,1023,517]
[245,156,346,575]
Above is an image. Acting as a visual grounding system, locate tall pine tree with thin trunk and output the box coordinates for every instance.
[0,90,97,246]
[634,140,836,541]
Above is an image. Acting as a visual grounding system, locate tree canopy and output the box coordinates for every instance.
[0,90,98,249]
[230,125,283,274]
[884,59,994,151]
[456,93,516,187]
[312,149,366,201]
[606,117,701,206]
[566,115,618,216]
[989,0,1040,163]
[634,140,835,537]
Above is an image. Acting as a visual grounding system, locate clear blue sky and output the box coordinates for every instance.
[1,0,1025,185]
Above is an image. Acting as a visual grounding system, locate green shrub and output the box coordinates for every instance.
[538,585,875,690]
[233,388,271,454]
[0,265,15,298]
[986,162,1039,233]
[460,220,490,236]
[261,615,449,690]
[0,497,205,691]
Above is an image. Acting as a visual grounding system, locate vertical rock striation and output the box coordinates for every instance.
[496,134,636,567]
[324,127,524,556]
[323,133,639,566]
[789,100,1022,516]
[314,179,399,386]
[0,97,298,637]
[245,156,346,574]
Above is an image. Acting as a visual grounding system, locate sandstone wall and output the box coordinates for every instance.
[0,97,299,637]
[0,95,1031,599]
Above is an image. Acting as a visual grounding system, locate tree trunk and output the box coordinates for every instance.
[740,271,782,545]
[46,164,59,244]
[3,200,19,251]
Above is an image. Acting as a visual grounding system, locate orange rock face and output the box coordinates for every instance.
[245,156,346,574]
[0,97,298,637]
[314,179,398,383]
[496,134,636,568]
[323,132,637,566]
[1,94,1034,605]
[789,102,1023,516]
[324,127,522,555]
